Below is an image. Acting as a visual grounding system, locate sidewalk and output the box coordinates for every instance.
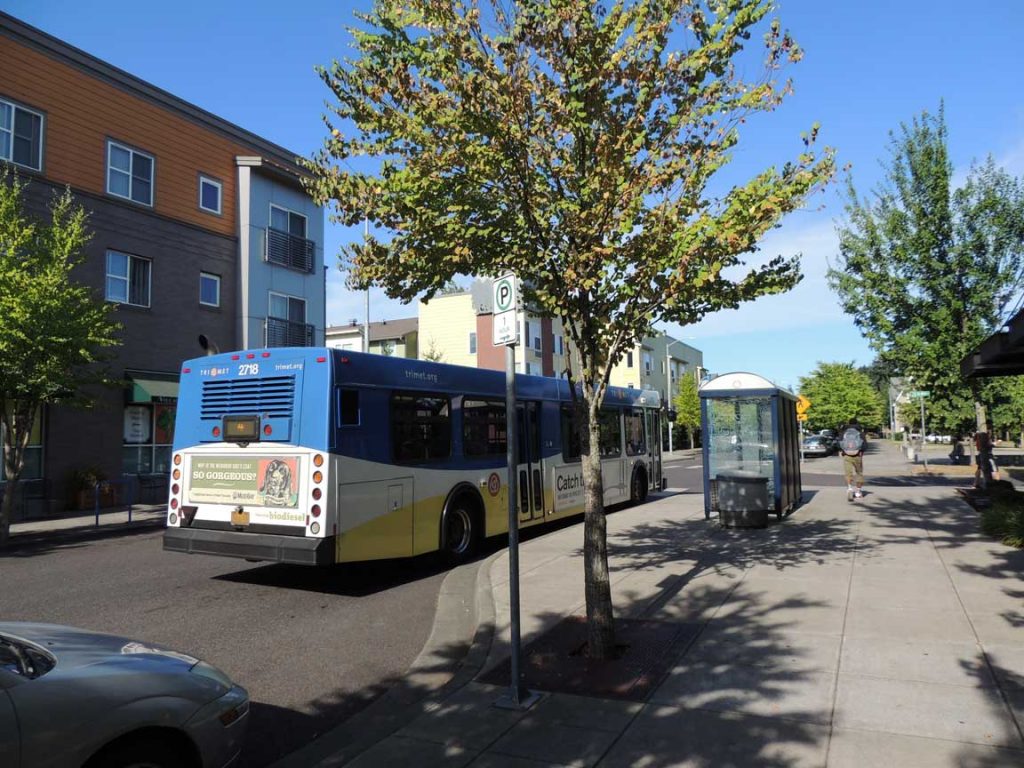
[292,453,1024,766]
[9,503,165,538]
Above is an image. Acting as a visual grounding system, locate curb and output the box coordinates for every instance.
[271,550,500,768]
[4,516,165,549]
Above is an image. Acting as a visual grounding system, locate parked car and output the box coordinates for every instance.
[802,436,833,457]
[0,622,248,768]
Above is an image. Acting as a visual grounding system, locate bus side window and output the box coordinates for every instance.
[560,405,582,462]
[392,392,451,463]
[337,388,360,427]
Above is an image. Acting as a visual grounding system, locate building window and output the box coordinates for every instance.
[199,175,222,214]
[463,399,507,457]
[556,335,564,356]
[270,292,305,323]
[469,332,477,354]
[267,292,311,347]
[270,204,306,238]
[199,272,220,307]
[123,403,175,474]
[106,250,151,307]
[107,141,154,206]
[391,393,450,463]
[533,335,541,351]
[267,204,313,272]
[627,352,634,368]
[643,352,653,376]
[0,99,44,171]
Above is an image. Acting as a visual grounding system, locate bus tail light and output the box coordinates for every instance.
[313,471,322,484]
[263,424,273,436]
[212,426,221,438]
[312,488,322,500]
[313,454,324,467]
[174,454,182,466]
[170,498,179,510]
[311,505,321,518]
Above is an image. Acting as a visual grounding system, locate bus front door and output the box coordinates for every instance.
[517,402,545,522]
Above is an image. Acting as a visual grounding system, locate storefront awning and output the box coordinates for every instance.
[126,372,179,403]
[961,306,1024,379]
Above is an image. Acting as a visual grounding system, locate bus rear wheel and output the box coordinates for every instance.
[441,499,479,565]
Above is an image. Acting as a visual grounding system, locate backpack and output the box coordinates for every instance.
[840,427,864,456]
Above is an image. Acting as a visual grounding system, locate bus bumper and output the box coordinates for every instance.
[163,528,335,566]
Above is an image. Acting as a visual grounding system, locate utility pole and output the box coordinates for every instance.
[363,218,370,353]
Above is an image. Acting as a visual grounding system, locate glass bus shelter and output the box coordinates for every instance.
[700,372,802,523]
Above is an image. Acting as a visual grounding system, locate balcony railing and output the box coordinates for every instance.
[266,227,315,273]
[265,317,315,348]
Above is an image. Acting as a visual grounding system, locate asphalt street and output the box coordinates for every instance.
[0,528,450,766]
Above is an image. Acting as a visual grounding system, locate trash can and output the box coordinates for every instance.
[716,470,770,528]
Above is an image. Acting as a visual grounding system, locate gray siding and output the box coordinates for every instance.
[18,179,237,504]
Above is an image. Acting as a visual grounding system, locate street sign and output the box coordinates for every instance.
[796,395,811,414]
[909,390,930,398]
[493,273,520,346]
[797,413,808,422]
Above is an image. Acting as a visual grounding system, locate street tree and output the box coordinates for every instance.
[990,377,1024,445]
[0,170,120,545]
[829,106,1024,436]
[798,362,884,432]
[672,372,701,449]
[307,0,834,657]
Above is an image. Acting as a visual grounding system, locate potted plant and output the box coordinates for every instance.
[67,467,113,510]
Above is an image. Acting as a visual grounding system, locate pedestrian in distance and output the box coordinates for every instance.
[949,436,965,465]
[974,431,999,490]
[839,418,866,500]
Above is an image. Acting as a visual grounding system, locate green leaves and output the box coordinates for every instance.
[829,105,1024,433]
[798,362,886,431]
[0,167,121,542]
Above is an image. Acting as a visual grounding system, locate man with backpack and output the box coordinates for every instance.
[839,418,866,500]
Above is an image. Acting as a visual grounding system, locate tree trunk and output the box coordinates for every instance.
[0,402,35,546]
[975,401,987,433]
[582,403,615,659]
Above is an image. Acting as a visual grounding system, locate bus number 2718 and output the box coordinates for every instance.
[238,364,260,376]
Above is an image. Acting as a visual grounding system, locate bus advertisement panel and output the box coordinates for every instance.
[187,456,301,509]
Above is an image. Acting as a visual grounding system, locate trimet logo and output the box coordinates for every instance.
[203,366,230,377]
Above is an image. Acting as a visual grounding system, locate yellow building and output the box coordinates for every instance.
[418,282,570,376]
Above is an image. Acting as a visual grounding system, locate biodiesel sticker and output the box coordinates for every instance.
[189,457,300,509]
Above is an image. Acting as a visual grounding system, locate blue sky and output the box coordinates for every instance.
[7,0,1024,390]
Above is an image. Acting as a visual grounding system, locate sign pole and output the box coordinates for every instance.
[920,396,928,471]
[493,274,538,712]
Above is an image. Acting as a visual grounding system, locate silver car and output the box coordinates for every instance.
[0,623,248,768]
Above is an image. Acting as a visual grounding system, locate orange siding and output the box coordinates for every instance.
[0,36,260,237]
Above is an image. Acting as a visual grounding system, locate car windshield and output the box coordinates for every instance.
[0,634,55,679]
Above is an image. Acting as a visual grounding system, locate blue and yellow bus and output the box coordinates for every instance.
[164,348,663,566]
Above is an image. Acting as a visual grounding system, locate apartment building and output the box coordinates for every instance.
[610,335,705,402]
[416,280,703,405]
[0,13,325,512]
[418,281,569,375]
[326,318,418,358]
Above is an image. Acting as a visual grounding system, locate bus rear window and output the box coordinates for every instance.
[392,393,450,463]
